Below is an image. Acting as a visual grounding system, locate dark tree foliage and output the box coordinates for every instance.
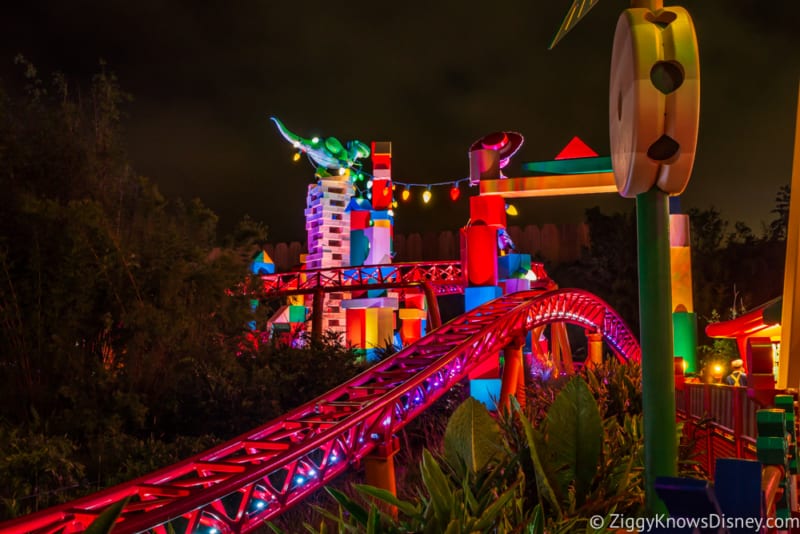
[0,62,364,519]
[551,194,788,348]
[550,206,640,335]
[688,200,786,349]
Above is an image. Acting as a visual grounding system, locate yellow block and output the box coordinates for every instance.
[399,308,426,320]
[779,84,800,389]
[479,173,616,198]
[670,247,693,312]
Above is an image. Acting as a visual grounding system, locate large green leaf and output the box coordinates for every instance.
[443,397,503,475]
[545,376,602,508]
[514,398,562,520]
[326,487,369,526]
[355,484,421,518]
[549,0,601,49]
[84,496,130,534]
[420,449,454,529]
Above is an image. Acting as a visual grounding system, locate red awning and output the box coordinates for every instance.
[705,297,782,338]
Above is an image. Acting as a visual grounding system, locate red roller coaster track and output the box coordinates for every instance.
[1,286,638,534]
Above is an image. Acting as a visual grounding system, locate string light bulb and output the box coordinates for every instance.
[401,187,411,202]
[505,203,518,216]
[422,187,432,204]
[293,152,302,162]
[449,184,460,201]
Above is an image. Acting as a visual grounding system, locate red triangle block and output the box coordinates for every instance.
[555,136,599,160]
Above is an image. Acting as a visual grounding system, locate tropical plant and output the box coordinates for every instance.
[515,376,644,528]
[287,397,526,533]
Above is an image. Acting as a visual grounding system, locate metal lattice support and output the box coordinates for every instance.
[258,261,466,296]
[1,287,638,534]
[257,261,523,297]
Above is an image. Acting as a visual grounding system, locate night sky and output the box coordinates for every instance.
[1,1,798,242]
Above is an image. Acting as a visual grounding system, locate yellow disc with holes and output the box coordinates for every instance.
[609,7,700,198]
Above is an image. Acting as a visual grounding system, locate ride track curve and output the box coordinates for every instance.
[1,271,640,534]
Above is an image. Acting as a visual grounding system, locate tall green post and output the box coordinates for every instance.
[637,188,677,514]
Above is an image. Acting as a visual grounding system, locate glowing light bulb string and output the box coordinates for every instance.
[289,146,472,203]
[353,169,474,203]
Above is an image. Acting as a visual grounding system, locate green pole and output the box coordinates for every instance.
[637,187,677,514]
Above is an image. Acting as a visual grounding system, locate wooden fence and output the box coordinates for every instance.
[265,223,590,272]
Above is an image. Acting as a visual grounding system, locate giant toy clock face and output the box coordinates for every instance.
[609,7,700,198]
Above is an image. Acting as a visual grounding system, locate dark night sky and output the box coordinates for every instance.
[1,1,798,242]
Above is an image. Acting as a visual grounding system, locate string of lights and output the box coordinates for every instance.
[287,145,516,212]
[288,149,476,204]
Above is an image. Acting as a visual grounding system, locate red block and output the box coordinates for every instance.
[372,178,392,210]
[465,225,498,286]
[405,293,426,310]
[372,141,392,170]
[351,210,371,230]
[346,308,366,348]
[468,352,500,379]
[400,318,422,345]
[470,195,506,227]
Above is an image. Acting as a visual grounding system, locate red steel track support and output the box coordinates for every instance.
[1,288,638,534]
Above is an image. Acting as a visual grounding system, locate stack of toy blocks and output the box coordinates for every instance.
[498,252,532,294]
[344,142,399,361]
[670,201,698,374]
[305,173,351,333]
[462,194,506,409]
[399,292,427,345]
[756,402,796,521]
[774,394,799,516]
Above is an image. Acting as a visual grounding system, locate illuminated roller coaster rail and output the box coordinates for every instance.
[1,287,639,534]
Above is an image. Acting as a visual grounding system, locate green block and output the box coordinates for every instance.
[757,436,787,465]
[672,312,698,374]
[288,305,306,323]
[775,395,794,411]
[757,409,787,437]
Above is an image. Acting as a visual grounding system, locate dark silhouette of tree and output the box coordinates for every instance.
[768,184,790,242]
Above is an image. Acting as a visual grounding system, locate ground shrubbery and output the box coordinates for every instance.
[293,360,704,534]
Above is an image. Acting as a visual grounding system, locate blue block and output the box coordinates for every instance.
[350,230,370,266]
[497,254,531,280]
[371,210,393,222]
[653,477,722,533]
[465,286,502,312]
[250,261,275,275]
[714,459,763,534]
[364,348,380,364]
[470,379,502,411]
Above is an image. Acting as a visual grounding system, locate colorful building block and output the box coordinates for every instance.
[462,225,498,287]
[501,278,531,294]
[465,286,502,312]
[497,253,531,280]
[250,249,275,275]
[470,194,506,227]
[470,378,502,411]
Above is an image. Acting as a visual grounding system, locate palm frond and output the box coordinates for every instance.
[549,0,602,49]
